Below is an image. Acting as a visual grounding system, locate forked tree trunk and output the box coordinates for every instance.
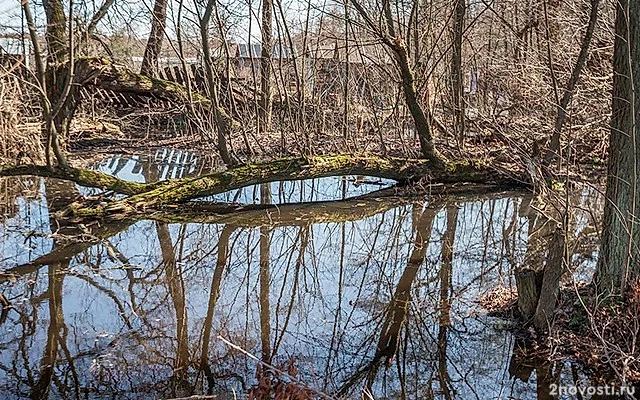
[349,0,442,164]
[595,0,640,296]
[141,0,168,76]
[515,201,566,332]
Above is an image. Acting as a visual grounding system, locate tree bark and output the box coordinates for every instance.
[140,0,168,76]
[595,0,640,296]
[259,0,273,132]
[451,0,466,148]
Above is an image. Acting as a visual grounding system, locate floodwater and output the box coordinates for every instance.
[0,151,605,399]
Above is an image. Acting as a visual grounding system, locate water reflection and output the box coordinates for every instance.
[0,177,603,399]
[90,149,208,183]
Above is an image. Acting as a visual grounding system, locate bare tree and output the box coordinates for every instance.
[259,0,274,132]
[349,0,443,164]
[451,0,466,148]
[141,0,169,76]
[543,0,600,167]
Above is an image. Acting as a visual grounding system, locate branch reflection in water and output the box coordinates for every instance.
[0,172,602,399]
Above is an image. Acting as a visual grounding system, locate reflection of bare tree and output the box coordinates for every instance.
[336,202,440,397]
[436,205,459,400]
[259,183,272,364]
[30,179,84,400]
[272,225,309,356]
[508,338,559,400]
[199,224,236,392]
[31,262,66,400]
[1,220,133,283]
[156,221,191,395]
[0,188,606,399]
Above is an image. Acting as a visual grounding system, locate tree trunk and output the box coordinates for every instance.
[349,0,442,164]
[543,0,600,167]
[595,0,640,296]
[393,42,441,164]
[199,0,237,166]
[40,0,72,168]
[532,226,566,332]
[140,0,168,76]
[515,201,566,331]
[43,0,68,64]
[451,0,466,148]
[259,0,273,132]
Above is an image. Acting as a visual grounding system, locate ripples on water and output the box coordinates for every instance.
[0,151,603,399]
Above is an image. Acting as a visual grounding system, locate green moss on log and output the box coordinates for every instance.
[67,154,520,218]
[0,164,166,195]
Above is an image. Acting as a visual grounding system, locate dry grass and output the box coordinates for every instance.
[0,74,43,165]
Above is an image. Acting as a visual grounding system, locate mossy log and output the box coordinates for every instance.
[77,57,209,105]
[0,164,161,195]
[70,154,519,217]
[1,154,524,219]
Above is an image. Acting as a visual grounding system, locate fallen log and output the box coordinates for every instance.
[0,164,163,195]
[76,57,241,135]
[67,154,520,217]
[0,154,525,218]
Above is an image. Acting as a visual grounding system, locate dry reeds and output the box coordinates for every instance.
[0,72,43,165]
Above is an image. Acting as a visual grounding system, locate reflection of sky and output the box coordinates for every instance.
[198,176,395,204]
[0,179,603,399]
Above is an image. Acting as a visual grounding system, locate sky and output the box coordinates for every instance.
[0,0,332,43]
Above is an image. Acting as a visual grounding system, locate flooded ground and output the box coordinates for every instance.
[0,152,605,399]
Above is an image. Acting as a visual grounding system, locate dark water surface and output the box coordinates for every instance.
[0,152,605,399]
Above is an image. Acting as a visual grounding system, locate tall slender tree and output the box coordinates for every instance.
[259,0,274,132]
[451,0,465,148]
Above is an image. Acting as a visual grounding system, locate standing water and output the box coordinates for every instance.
[0,152,604,399]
